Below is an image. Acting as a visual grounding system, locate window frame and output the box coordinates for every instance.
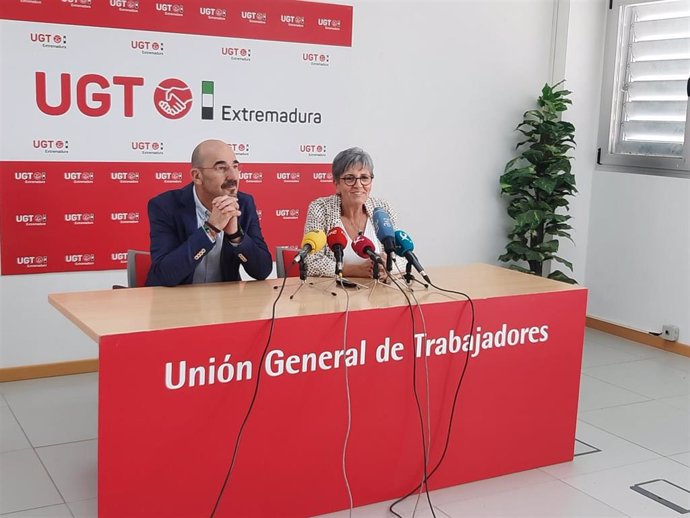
[597,0,690,176]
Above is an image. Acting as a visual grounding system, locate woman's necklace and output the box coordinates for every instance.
[341,209,367,239]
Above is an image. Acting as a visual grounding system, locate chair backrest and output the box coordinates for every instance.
[275,246,301,278]
[127,249,151,288]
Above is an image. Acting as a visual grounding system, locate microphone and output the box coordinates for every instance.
[371,208,397,254]
[352,234,384,265]
[372,207,397,272]
[293,230,326,263]
[326,227,348,276]
[394,230,430,283]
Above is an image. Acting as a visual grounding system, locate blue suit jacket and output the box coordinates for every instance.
[146,183,272,287]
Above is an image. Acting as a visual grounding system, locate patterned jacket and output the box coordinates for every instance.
[303,194,397,277]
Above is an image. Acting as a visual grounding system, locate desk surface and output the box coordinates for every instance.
[48,263,583,341]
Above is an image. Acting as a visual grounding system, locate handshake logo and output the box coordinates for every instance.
[154,79,193,119]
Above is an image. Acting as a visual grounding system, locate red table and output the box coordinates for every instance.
[49,264,587,517]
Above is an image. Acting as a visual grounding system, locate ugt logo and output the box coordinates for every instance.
[229,143,250,155]
[65,212,95,224]
[154,78,193,119]
[65,253,95,264]
[241,11,267,23]
[111,171,140,183]
[300,144,326,154]
[276,172,301,183]
[280,15,305,27]
[200,7,226,19]
[155,171,183,183]
[33,139,68,150]
[17,256,48,267]
[30,33,67,44]
[111,212,140,223]
[275,209,300,220]
[313,172,333,182]
[303,53,330,65]
[131,40,164,51]
[318,18,341,30]
[62,0,92,7]
[16,214,47,226]
[15,171,46,183]
[64,171,94,183]
[239,171,262,183]
[35,72,144,117]
[110,0,139,10]
[156,3,184,15]
[111,252,128,262]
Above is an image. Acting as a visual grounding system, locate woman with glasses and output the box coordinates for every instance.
[304,147,397,278]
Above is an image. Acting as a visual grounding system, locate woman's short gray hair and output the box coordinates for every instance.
[332,147,374,182]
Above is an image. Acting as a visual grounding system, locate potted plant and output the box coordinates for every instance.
[498,81,577,284]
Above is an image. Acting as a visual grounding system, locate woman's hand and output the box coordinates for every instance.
[342,261,374,278]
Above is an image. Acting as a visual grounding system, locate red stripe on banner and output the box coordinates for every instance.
[0,0,353,47]
[0,161,334,275]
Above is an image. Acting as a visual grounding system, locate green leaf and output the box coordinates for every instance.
[522,149,545,165]
[547,270,577,284]
[559,121,575,133]
[534,176,558,194]
[534,240,559,253]
[522,110,544,120]
[504,157,523,172]
[517,128,536,137]
[500,167,536,193]
[515,210,545,230]
[505,241,545,261]
[501,80,576,282]
[552,256,574,270]
[508,264,535,275]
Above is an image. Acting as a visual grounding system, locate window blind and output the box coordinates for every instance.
[614,0,690,158]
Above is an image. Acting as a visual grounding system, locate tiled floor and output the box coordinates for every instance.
[1,329,688,517]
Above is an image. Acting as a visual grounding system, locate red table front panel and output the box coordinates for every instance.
[98,289,587,517]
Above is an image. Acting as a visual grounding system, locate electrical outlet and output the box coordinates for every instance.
[661,325,679,342]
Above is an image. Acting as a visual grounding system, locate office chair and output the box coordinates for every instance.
[112,249,150,289]
[126,249,151,287]
[275,246,301,278]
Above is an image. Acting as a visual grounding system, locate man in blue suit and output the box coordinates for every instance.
[146,139,272,286]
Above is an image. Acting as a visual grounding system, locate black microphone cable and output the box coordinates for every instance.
[386,273,436,518]
[387,278,476,518]
[394,263,433,517]
[210,274,289,518]
[425,280,475,478]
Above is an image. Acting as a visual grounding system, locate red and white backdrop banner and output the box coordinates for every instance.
[0,0,353,275]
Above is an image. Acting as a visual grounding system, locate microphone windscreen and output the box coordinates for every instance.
[327,227,348,249]
[394,230,415,255]
[352,234,375,259]
[372,208,395,241]
[302,230,327,253]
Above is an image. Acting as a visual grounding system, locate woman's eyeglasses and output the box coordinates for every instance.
[340,174,374,186]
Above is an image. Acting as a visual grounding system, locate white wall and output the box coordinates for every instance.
[0,271,126,367]
[3,0,612,368]
[341,0,557,268]
[557,0,605,285]
[564,0,690,344]
[587,172,690,342]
